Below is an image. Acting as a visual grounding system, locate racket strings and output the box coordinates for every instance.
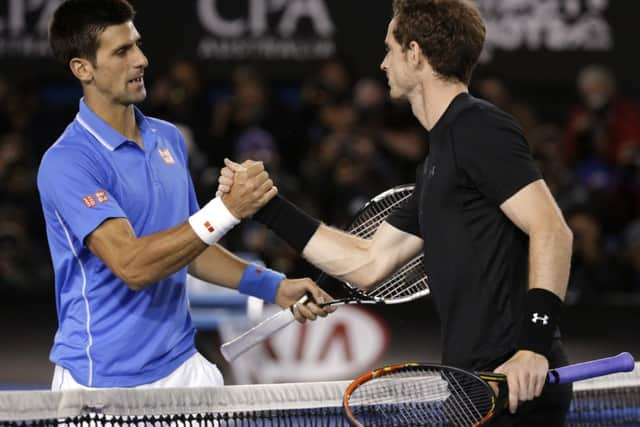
[348,191,412,238]
[349,368,494,426]
[442,370,486,426]
[337,187,430,304]
[319,186,429,305]
[368,256,428,299]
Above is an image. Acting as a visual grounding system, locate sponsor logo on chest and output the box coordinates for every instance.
[158,148,175,164]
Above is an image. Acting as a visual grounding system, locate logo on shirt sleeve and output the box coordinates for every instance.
[95,190,109,203]
[158,148,176,164]
[82,190,110,208]
[82,195,96,208]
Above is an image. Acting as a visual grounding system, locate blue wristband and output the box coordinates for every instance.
[237,264,285,304]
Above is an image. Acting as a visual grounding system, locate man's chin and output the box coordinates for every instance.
[125,91,147,105]
[388,88,404,100]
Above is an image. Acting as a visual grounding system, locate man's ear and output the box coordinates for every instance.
[69,57,94,84]
[407,40,424,69]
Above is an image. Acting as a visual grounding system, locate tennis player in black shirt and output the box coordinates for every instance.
[219,0,573,424]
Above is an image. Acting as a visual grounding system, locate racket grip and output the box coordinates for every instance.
[220,296,307,362]
[548,352,635,384]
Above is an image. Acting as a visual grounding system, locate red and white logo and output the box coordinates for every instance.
[228,306,389,383]
[82,190,110,208]
[82,195,96,208]
[158,148,175,164]
[204,221,215,233]
[95,190,109,203]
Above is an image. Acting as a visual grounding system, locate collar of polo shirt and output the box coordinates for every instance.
[75,98,152,151]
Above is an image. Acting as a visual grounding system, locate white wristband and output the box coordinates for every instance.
[189,197,240,245]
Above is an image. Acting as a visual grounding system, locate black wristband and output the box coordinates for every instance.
[517,288,563,357]
[253,194,321,253]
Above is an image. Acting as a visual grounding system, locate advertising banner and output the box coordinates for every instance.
[0,1,637,94]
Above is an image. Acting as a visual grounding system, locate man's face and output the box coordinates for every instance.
[380,18,413,99]
[91,21,148,106]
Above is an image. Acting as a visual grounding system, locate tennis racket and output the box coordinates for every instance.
[221,184,429,362]
[343,352,636,427]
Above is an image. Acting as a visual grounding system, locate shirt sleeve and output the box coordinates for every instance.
[452,108,542,205]
[385,164,424,237]
[38,147,127,243]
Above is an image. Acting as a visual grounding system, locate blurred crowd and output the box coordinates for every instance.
[1,59,639,305]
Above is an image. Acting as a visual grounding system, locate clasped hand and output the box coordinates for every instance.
[217,158,336,322]
[219,160,277,219]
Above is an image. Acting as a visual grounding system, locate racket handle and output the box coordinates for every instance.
[220,296,307,362]
[548,352,635,384]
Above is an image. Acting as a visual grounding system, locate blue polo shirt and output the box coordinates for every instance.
[37,99,199,387]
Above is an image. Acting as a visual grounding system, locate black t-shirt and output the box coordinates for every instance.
[387,93,542,370]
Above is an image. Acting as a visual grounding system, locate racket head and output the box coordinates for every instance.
[343,363,507,427]
[317,184,429,304]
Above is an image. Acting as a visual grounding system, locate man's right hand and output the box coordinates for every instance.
[221,160,277,218]
[216,158,246,198]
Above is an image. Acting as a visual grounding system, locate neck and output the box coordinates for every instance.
[407,77,468,131]
[84,92,140,143]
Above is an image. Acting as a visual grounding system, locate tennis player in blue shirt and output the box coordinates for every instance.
[37,0,333,390]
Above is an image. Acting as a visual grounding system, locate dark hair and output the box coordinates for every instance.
[49,0,136,65]
[392,0,485,85]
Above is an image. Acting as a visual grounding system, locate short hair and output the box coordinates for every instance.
[392,0,486,85]
[49,0,136,66]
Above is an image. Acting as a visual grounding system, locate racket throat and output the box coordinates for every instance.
[346,287,384,304]
[319,287,383,307]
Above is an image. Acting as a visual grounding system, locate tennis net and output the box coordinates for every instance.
[0,364,638,427]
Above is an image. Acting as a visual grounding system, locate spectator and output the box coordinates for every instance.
[563,65,640,168]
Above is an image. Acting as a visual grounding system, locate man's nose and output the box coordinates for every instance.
[134,46,148,69]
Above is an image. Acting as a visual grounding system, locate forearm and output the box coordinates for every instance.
[253,194,382,286]
[528,223,573,299]
[189,243,287,305]
[88,198,238,290]
[515,222,572,357]
[114,222,206,289]
[188,244,249,289]
[253,195,422,289]
[302,224,381,288]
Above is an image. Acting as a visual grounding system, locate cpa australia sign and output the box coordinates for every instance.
[0,0,62,57]
[196,0,336,60]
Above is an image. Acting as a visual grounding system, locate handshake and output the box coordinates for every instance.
[212,158,335,321]
[215,158,277,219]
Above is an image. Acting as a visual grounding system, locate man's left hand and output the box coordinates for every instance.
[276,278,337,322]
[494,350,548,414]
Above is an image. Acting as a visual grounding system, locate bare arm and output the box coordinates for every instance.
[86,161,275,290]
[218,159,424,289]
[302,221,424,289]
[495,178,573,413]
[188,243,247,287]
[499,179,573,299]
[188,244,335,317]
[87,219,205,290]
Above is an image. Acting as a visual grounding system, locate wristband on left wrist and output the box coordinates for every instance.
[237,263,285,304]
[517,288,563,357]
